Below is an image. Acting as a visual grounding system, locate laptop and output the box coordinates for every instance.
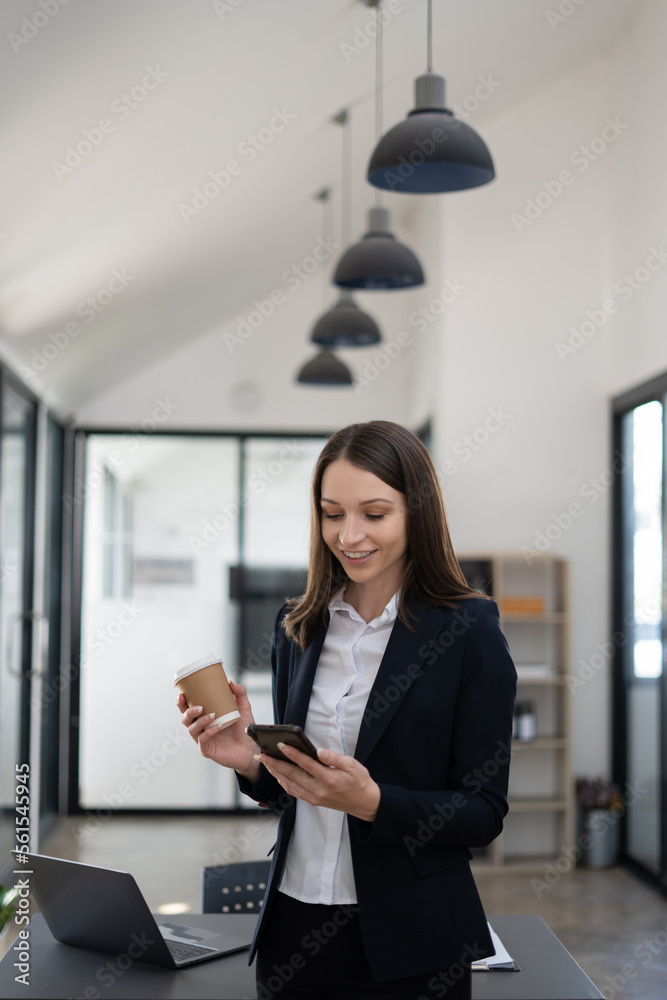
[14,853,253,969]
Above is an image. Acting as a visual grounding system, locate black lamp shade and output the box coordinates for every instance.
[296,350,353,386]
[367,73,495,194]
[333,207,424,290]
[310,292,381,347]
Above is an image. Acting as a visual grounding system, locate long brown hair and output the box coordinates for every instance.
[283,421,487,649]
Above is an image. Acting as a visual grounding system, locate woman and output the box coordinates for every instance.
[179,421,516,999]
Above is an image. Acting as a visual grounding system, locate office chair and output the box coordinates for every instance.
[201,860,271,914]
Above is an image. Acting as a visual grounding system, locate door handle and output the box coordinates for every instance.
[6,610,49,678]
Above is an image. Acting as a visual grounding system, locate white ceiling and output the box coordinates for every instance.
[0,0,643,410]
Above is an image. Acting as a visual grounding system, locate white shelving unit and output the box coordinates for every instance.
[459,554,574,873]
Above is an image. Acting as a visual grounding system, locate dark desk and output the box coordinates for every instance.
[0,913,603,999]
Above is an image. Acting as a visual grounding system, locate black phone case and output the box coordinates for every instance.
[246,724,319,761]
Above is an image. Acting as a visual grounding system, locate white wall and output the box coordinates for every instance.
[403,195,447,441]
[609,0,667,394]
[425,57,616,776]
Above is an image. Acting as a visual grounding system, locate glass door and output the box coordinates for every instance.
[614,387,666,892]
[0,379,37,863]
[78,434,241,811]
[36,416,65,840]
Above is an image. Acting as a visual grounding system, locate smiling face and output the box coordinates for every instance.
[319,459,408,600]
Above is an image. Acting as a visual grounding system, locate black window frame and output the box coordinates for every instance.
[612,370,667,896]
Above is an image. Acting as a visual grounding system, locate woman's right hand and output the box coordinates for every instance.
[177,681,261,784]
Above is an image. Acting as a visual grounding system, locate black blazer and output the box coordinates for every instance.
[238,596,517,982]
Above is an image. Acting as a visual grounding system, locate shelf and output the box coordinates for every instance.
[469,858,502,873]
[500,612,567,623]
[508,798,569,812]
[485,855,570,873]
[515,675,568,685]
[512,738,568,750]
[457,552,573,869]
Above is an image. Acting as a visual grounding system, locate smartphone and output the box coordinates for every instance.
[246,723,319,762]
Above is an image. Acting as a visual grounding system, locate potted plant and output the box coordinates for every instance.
[576,776,624,868]
[0,884,19,942]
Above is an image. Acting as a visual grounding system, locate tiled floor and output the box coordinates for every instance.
[476,863,667,999]
[4,813,667,998]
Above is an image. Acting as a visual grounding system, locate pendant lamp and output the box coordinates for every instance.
[333,205,424,290]
[310,289,380,347]
[333,11,425,291]
[308,125,381,346]
[367,0,495,194]
[296,349,353,386]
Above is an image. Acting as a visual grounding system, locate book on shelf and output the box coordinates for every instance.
[515,662,553,679]
[498,595,545,615]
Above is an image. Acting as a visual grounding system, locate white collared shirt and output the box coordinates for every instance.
[278,587,398,904]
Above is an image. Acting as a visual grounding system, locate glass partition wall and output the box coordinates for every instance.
[0,382,36,862]
[613,377,667,894]
[0,377,64,864]
[77,433,326,812]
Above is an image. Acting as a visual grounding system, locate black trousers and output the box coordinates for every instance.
[256,891,472,1000]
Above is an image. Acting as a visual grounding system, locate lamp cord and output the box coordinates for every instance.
[427,0,432,72]
[375,1,384,206]
[375,2,383,141]
[342,112,351,247]
[316,188,331,307]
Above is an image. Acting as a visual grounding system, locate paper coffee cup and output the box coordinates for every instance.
[173,655,240,730]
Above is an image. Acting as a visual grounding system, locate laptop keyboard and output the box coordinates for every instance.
[166,939,219,964]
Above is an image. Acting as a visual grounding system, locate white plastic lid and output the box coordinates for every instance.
[173,654,221,685]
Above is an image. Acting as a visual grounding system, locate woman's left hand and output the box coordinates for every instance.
[255,744,381,823]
